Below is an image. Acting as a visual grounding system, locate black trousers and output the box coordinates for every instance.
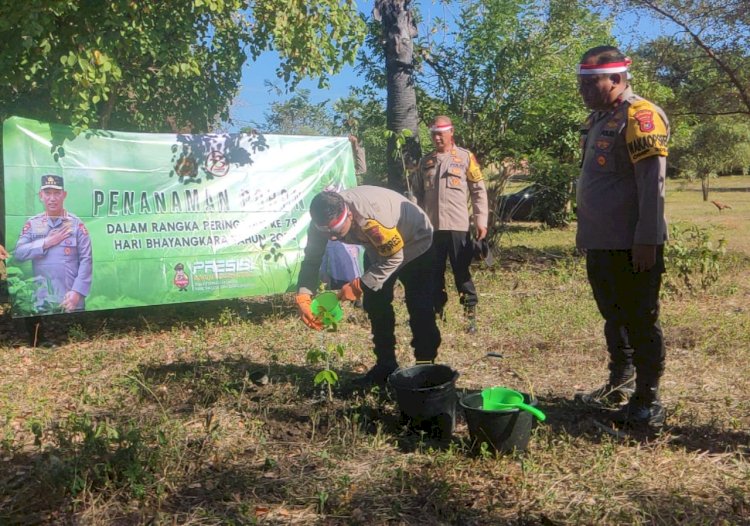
[586,248,665,388]
[362,246,441,364]
[433,230,478,310]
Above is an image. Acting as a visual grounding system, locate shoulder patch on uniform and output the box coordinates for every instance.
[626,100,668,163]
[362,219,404,257]
[78,223,89,236]
[467,151,483,183]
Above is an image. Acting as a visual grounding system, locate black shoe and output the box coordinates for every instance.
[575,382,634,408]
[611,398,666,429]
[350,362,398,390]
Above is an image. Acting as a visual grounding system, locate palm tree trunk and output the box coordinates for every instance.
[374,0,421,193]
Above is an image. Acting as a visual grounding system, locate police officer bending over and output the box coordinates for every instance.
[295,186,441,388]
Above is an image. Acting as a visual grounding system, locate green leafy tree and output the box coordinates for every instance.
[628,26,749,197]
[2,1,246,132]
[414,0,612,227]
[0,0,366,132]
[0,0,366,242]
[669,118,750,200]
[602,0,750,115]
[633,37,744,119]
[354,0,614,223]
[419,0,612,167]
[332,86,389,185]
[254,89,334,135]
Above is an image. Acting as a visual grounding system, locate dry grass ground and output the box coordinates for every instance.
[1,176,749,525]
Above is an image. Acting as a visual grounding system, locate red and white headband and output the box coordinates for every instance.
[316,203,349,234]
[429,123,453,133]
[576,58,632,75]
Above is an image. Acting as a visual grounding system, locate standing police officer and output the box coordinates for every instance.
[413,116,489,333]
[574,46,669,428]
[14,175,93,313]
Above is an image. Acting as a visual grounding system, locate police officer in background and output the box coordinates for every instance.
[295,186,441,388]
[574,46,669,429]
[14,175,93,314]
[413,116,489,333]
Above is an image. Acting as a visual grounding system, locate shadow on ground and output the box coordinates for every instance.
[0,294,295,348]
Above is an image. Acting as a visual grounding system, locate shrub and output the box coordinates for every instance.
[663,224,726,295]
[527,152,577,227]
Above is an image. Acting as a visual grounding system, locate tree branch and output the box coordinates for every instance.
[637,0,750,114]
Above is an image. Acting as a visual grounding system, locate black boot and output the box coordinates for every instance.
[575,338,635,408]
[464,305,477,334]
[575,363,635,408]
[611,380,665,429]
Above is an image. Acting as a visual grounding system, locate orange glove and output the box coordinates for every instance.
[295,293,323,330]
[338,278,363,302]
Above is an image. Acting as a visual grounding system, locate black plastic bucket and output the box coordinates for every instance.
[459,391,539,453]
[388,364,459,440]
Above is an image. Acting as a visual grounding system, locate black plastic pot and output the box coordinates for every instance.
[388,364,460,440]
[459,391,539,453]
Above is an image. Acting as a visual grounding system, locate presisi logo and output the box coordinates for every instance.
[191,259,254,274]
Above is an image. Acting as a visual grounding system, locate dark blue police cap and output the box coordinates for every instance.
[40,175,64,190]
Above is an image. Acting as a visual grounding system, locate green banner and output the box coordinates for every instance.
[2,116,356,318]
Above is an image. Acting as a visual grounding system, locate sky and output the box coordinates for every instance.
[225,1,681,132]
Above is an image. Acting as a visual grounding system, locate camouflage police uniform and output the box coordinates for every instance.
[576,85,669,415]
[14,211,93,312]
[414,146,488,316]
[298,185,441,368]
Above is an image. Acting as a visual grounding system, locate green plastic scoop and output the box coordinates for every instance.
[310,291,343,327]
[481,387,546,421]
